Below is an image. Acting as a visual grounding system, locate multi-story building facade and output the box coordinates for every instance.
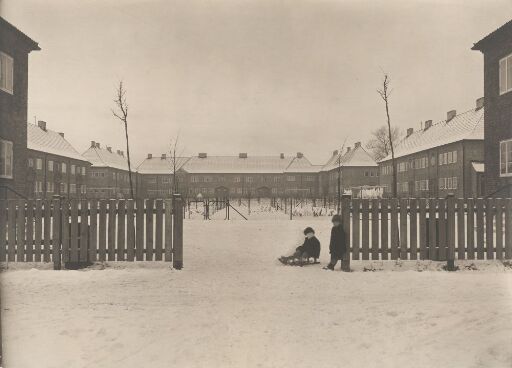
[175,152,318,199]
[136,153,190,198]
[82,141,135,199]
[319,142,380,198]
[378,100,484,198]
[27,121,91,199]
[473,20,512,198]
[0,17,40,199]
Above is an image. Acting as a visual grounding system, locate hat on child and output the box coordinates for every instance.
[331,214,342,223]
[303,227,315,235]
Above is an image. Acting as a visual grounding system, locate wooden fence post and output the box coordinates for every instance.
[446,194,456,271]
[173,194,184,270]
[52,199,61,270]
[341,194,351,272]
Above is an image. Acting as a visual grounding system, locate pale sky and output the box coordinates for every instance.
[2,0,511,165]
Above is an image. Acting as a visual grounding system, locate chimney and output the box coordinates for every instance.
[161,153,166,159]
[447,110,457,122]
[147,153,153,159]
[91,141,96,148]
[406,128,414,137]
[58,132,64,138]
[346,147,351,153]
[280,153,285,159]
[106,146,112,153]
[37,120,47,131]
[96,142,100,148]
[354,142,361,148]
[116,150,121,155]
[476,97,484,110]
[198,152,207,158]
[333,150,338,156]
[239,153,248,159]
[296,152,303,158]
[120,151,124,157]
[424,120,433,130]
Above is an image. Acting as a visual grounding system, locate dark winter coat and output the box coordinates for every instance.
[329,225,347,258]
[296,236,321,258]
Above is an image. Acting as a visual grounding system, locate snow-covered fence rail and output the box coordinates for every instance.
[0,195,184,269]
[340,196,512,269]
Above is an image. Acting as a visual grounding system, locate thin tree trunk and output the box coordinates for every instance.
[124,121,134,199]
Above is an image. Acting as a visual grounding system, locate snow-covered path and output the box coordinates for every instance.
[2,219,512,368]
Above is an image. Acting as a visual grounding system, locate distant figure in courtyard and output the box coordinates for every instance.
[324,214,347,270]
[279,227,321,266]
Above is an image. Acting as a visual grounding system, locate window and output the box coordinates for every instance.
[439,178,445,190]
[453,151,457,163]
[81,185,86,194]
[499,53,512,95]
[35,181,43,193]
[234,177,241,183]
[364,171,369,177]
[62,163,67,173]
[70,184,76,193]
[0,139,13,178]
[36,158,43,170]
[274,176,280,183]
[28,158,33,168]
[246,177,253,183]
[81,166,86,176]
[453,177,458,189]
[191,176,200,183]
[305,176,314,182]
[0,52,14,94]
[287,175,296,182]
[60,183,68,193]
[500,139,512,177]
[272,188,278,194]
[162,177,170,183]
[148,177,157,184]
[71,165,76,175]
[47,181,54,193]
[48,160,54,172]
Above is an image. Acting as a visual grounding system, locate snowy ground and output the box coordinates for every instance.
[2,218,512,368]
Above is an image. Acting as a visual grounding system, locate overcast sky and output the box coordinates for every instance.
[2,0,511,165]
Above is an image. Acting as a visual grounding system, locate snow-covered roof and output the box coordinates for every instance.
[136,156,191,174]
[183,154,296,174]
[471,162,485,173]
[284,156,321,173]
[27,123,89,163]
[321,144,377,172]
[82,144,130,171]
[380,107,484,162]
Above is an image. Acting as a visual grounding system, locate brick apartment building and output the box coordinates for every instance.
[378,100,485,198]
[178,152,317,199]
[319,142,380,198]
[0,17,40,199]
[473,20,512,198]
[136,153,190,198]
[27,121,91,199]
[82,141,135,199]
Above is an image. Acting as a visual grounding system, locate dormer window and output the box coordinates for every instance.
[499,53,512,95]
[0,52,14,94]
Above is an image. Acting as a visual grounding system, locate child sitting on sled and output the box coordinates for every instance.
[279,227,321,265]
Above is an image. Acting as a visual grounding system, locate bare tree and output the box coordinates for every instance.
[336,137,348,213]
[377,74,397,198]
[365,125,401,161]
[112,81,134,199]
[168,134,185,195]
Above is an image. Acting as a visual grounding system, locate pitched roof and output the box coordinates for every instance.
[27,123,88,162]
[136,156,191,174]
[380,106,484,162]
[284,156,321,173]
[472,19,512,51]
[82,144,130,171]
[183,154,295,174]
[0,17,40,51]
[321,145,378,172]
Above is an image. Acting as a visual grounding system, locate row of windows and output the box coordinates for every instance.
[33,181,86,194]
[414,180,429,192]
[439,177,458,190]
[28,158,86,176]
[188,187,281,195]
[438,151,458,166]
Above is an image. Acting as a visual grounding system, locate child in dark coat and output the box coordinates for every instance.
[324,214,347,270]
[279,227,321,265]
